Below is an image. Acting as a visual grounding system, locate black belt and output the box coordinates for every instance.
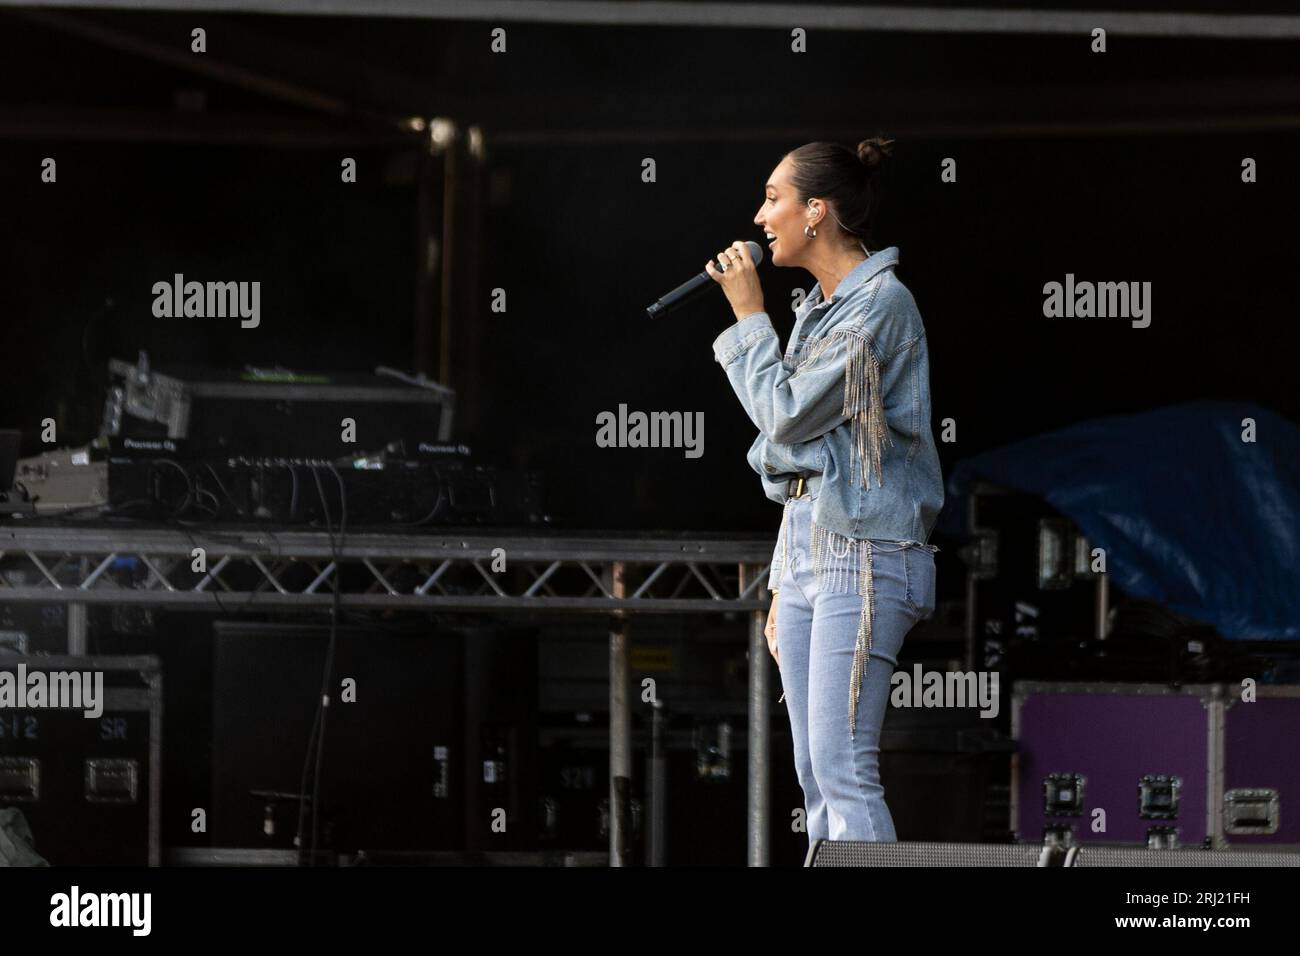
[786,475,816,499]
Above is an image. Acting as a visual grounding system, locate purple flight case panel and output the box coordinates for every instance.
[1222,685,1300,847]
[1012,682,1221,847]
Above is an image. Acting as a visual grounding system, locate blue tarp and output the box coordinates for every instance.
[940,401,1300,640]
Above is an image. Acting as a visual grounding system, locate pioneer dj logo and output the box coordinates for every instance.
[122,437,177,452]
[151,273,261,328]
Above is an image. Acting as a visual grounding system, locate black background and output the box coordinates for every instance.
[1,1,1296,538]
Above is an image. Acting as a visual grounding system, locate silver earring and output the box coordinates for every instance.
[804,224,817,238]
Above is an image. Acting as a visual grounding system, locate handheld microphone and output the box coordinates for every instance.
[645,240,765,319]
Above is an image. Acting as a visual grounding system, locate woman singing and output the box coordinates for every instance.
[706,137,944,844]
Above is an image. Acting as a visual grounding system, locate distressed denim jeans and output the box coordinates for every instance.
[775,493,936,845]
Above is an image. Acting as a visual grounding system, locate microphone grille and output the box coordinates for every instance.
[745,240,765,266]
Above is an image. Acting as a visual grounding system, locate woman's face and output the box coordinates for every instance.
[753,155,809,267]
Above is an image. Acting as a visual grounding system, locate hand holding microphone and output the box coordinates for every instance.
[704,241,766,322]
[644,239,765,320]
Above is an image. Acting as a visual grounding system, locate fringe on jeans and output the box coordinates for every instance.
[811,523,876,737]
[771,515,878,727]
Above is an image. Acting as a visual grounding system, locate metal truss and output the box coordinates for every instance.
[0,523,775,613]
[0,520,779,868]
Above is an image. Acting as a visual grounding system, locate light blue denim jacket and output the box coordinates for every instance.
[711,246,944,593]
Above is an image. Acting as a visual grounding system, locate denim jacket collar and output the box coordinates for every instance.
[803,245,901,314]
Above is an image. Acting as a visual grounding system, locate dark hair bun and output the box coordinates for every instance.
[856,136,895,173]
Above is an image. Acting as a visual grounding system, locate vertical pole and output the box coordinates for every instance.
[1095,572,1110,639]
[608,561,630,866]
[438,124,458,390]
[67,601,87,656]
[743,562,770,866]
[457,127,486,439]
[413,120,443,378]
[646,700,667,866]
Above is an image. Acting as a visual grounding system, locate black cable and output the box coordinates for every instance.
[286,463,299,520]
[193,487,221,519]
[172,517,287,617]
[149,458,194,519]
[398,477,448,527]
[314,464,347,861]
[298,463,346,866]
[204,463,248,517]
[328,462,348,539]
[294,467,331,865]
[289,468,338,863]
[294,693,323,865]
[100,458,192,520]
[310,466,340,864]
